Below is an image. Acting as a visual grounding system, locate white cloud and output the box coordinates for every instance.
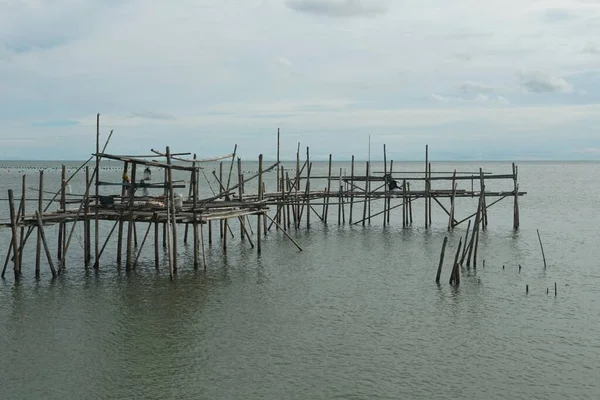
[0,0,600,159]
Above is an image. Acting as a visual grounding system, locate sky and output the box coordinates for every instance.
[1,0,600,161]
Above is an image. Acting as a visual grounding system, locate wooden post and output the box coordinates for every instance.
[58,165,66,261]
[449,238,463,285]
[387,160,393,225]
[296,143,301,229]
[18,175,26,270]
[448,170,457,231]
[84,167,90,267]
[219,162,224,239]
[257,154,263,254]
[163,167,168,248]
[324,154,332,224]
[402,179,407,228]
[428,162,432,227]
[8,190,20,280]
[184,154,197,244]
[436,237,448,283]
[349,155,355,224]
[126,162,137,269]
[94,113,100,269]
[154,213,160,270]
[117,161,128,266]
[36,170,44,278]
[166,147,178,273]
[193,165,199,268]
[383,144,387,226]
[537,229,547,268]
[362,162,369,226]
[512,163,520,230]
[276,128,280,192]
[408,182,413,225]
[425,145,428,228]
[338,168,343,225]
[237,157,244,237]
[35,210,57,278]
[459,219,472,266]
[200,222,207,270]
[306,148,311,228]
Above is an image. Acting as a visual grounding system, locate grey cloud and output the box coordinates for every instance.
[543,8,578,22]
[458,81,498,94]
[582,43,600,54]
[285,0,386,17]
[131,112,176,120]
[519,73,573,93]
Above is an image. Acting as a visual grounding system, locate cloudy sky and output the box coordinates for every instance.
[1,0,600,160]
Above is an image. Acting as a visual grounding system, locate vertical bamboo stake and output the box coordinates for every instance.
[362,162,369,226]
[349,155,355,224]
[219,162,224,239]
[208,221,212,246]
[402,178,407,228]
[276,128,280,192]
[338,168,343,225]
[184,154,197,244]
[285,172,291,229]
[449,239,463,285]
[408,182,413,225]
[35,210,56,278]
[166,147,178,273]
[94,113,100,269]
[383,144,387,226]
[425,145,428,228]
[58,165,65,261]
[126,162,137,270]
[257,154,263,254]
[436,237,448,283]
[36,170,44,278]
[84,167,90,267]
[513,163,520,230]
[324,154,332,224]
[428,162,432,227]
[18,175,26,270]
[537,229,547,268]
[154,213,159,270]
[387,160,393,225]
[200,221,207,270]
[163,167,168,248]
[459,219,472,266]
[448,169,457,231]
[117,161,128,266]
[8,190,20,280]
[237,157,244,237]
[306,147,311,228]
[192,165,199,268]
[296,143,300,229]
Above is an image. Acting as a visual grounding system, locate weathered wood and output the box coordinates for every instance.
[425,145,429,228]
[459,219,472,266]
[349,155,355,224]
[324,154,332,224]
[19,175,26,270]
[84,167,90,267]
[362,162,369,226]
[537,229,547,268]
[448,170,456,231]
[133,220,154,268]
[200,222,207,270]
[257,154,263,254]
[449,238,463,285]
[513,163,520,230]
[126,162,137,269]
[154,213,160,270]
[436,236,448,284]
[8,190,20,279]
[117,161,128,266]
[35,210,56,278]
[94,114,100,269]
[58,165,66,261]
[166,147,178,274]
[36,170,44,278]
[265,214,302,251]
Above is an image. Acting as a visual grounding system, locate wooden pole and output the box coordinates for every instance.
[324,154,332,224]
[387,160,393,225]
[408,182,413,225]
[8,190,20,280]
[94,113,100,269]
[35,210,57,278]
[193,160,199,268]
[154,213,159,270]
[362,162,369,226]
[402,178,407,228]
[428,162,432,227]
[19,175,26,270]
[126,162,137,269]
[58,165,66,261]
[349,155,355,224]
[36,170,44,278]
[448,170,456,231]
[383,144,387,226]
[449,238,463,285]
[133,220,154,268]
[459,219,472,266]
[84,167,90,267]
[166,147,178,273]
[117,161,128,266]
[257,154,263,254]
[306,148,311,228]
[436,237,448,284]
[537,229,547,268]
[200,222,207,270]
[425,145,428,228]
[265,214,302,251]
[184,154,197,244]
[276,128,280,192]
[513,163,520,230]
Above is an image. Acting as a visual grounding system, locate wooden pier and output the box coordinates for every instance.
[0,118,526,281]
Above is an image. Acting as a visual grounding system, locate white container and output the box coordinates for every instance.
[174,193,184,209]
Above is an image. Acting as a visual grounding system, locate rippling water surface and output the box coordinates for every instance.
[0,160,599,399]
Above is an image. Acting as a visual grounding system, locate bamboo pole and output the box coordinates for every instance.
[200,222,207,270]
[36,170,44,278]
[237,157,244,237]
[94,114,100,269]
[436,237,448,284]
[408,182,413,225]
[219,162,224,240]
[193,160,199,268]
[84,167,90,267]
[383,144,387,226]
[35,210,57,278]
[459,219,472,266]
[513,163,520,230]
[324,154,332,224]
[126,162,137,269]
[257,154,263,254]
[387,160,393,225]
[19,175,26,269]
[58,165,66,261]
[154,213,159,270]
[8,190,20,280]
[362,162,369,226]
[537,229,547,268]
[306,148,311,228]
[449,238,463,285]
[133,220,153,268]
[428,162,432,227]
[117,161,128,266]
[265,214,302,251]
[184,154,197,244]
[425,145,428,227]
[448,170,456,231]
[349,155,355,224]
[295,143,300,228]
[166,147,178,274]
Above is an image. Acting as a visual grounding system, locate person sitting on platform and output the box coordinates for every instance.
[384,173,402,191]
